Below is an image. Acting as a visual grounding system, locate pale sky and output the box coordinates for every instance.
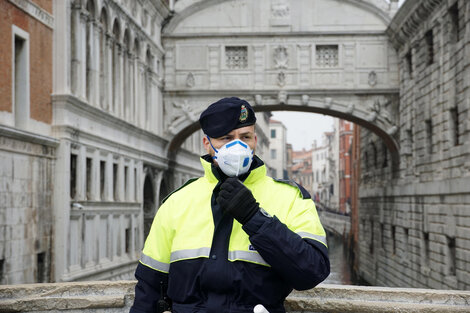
[271,111,334,151]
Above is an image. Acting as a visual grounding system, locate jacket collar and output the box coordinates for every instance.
[200,154,266,185]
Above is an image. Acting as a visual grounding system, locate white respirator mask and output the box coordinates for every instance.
[209,137,254,177]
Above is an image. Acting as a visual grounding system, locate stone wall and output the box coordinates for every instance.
[0,127,57,284]
[358,0,470,290]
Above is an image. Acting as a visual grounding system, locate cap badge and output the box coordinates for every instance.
[239,105,248,122]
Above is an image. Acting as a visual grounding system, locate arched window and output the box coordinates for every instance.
[112,19,120,114]
[99,8,108,109]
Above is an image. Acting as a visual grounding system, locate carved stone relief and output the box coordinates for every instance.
[271,1,290,18]
[274,46,288,69]
[277,71,286,87]
[166,100,201,135]
[186,72,195,87]
[368,71,378,87]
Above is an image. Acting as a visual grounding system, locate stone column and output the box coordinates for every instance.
[78,10,88,100]
[99,25,107,110]
[343,43,355,88]
[133,55,140,125]
[208,45,220,89]
[91,20,101,107]
[119,46,125,119]
[297,44,310,87]
[70,5,83,96]
[164,46,175,88]
[139,62,147,128]
[253,45,265,89]
[106,33,113,112]
[53,140,72,281]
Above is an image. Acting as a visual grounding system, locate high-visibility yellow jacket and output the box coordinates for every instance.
[131,156,330,313]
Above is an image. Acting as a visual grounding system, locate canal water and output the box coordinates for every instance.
[322,232,357,285]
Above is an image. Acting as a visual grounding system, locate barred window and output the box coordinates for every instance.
[225,46,248,69]
[315,45,339,67]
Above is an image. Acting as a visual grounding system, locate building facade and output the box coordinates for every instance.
[0,0,56,285]
[339,120,353,214]
[268,119,288,179]
[356,0,470,289]
[289,148,313,196]
[312,138,329,205]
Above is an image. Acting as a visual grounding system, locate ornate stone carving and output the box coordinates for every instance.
[166,100,201,135]
[277,71,286,87]
[368,71,377,87]
[186,72,195,87]
[274,46,288,69]
[271,1,290,18]
[278,91,287,104]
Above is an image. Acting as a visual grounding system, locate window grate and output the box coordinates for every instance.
[225,46,248,69]
[316,45,338,67]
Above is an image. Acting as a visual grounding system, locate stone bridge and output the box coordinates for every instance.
[161,0,401,169]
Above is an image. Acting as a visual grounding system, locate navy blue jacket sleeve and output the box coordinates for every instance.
[130,262,170,313]
[242,211,330,290]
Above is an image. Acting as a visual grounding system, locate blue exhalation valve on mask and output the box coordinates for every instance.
[208,137,254,177]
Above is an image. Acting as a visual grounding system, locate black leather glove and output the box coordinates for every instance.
[217,177,259,225]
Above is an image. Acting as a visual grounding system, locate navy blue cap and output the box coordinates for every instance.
[199,97,256,138]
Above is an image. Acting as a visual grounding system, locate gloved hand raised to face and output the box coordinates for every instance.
[217,177,260,225]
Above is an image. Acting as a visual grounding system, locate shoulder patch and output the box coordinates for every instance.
[273,178,312,200]
[161,177,199,204]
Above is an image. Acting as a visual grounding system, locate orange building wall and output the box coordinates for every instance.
[0,1,53,124]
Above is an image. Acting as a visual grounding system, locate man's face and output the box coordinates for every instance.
[203,125,257,162]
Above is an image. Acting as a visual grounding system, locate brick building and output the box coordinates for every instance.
[0,0,55,284]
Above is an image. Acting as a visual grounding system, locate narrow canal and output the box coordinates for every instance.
[322,232,357,285]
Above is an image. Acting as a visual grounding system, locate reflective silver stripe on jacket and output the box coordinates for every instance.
[170,247,211,262]
[297,232,328,247]
[228,250,270,267]
[140,253,170,273]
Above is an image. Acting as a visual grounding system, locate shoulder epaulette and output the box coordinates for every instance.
[161,177,199,204]
[273,178,312,200]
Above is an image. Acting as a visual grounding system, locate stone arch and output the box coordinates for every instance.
[164,0,393,34]
[85,0,97,19]
[166,96,400,171]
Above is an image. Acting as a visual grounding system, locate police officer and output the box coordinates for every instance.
[130,97,330,313]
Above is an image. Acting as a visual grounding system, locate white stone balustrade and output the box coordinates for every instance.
[1,281,470,312]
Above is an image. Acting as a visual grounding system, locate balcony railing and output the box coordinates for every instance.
[1,281,469,312]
